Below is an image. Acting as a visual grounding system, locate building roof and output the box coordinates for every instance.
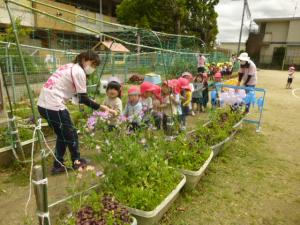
[254,17,300,23]
[92,41,130,53]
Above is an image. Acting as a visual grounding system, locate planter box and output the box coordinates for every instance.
[131,217,137,225]
[211,118,244,157]
[126,176,186,225]
[178,151,214,190]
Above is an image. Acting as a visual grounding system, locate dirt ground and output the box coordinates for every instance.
[0,70,300,225]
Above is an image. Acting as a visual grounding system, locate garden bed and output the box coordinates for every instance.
[211,118,244,157]
[127,175,186,225]
[178,151,213,190]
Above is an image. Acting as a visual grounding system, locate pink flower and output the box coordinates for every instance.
[119,115,127,122]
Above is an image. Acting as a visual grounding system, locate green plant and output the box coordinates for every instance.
[87,131,182,211]
[64,192,133,225]
[194,108,244,146]
[0,126,33,148]
[159,134,212,171]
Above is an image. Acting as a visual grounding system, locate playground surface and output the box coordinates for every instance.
[0,69,299,225]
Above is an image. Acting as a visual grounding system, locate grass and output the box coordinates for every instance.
[159,125,300,225]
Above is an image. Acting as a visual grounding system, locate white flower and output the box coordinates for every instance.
[86,165,95,171]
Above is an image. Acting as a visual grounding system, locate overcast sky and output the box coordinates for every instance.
[215,0,300,42]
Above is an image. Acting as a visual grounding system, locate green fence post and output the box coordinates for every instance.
[4,1,50,224]
[124,54,128,82]
[9,56,16,104]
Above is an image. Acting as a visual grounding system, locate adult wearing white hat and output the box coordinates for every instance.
[237,52,257,113]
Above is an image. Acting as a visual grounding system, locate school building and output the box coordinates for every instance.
[0,0,123,50]
[246,17,300,69]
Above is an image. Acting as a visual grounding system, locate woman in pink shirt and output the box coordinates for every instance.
[38,50,107,174]
[197,54,206,73]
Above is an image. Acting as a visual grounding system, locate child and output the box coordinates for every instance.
[202,73,209,110]
[181,72,195,116]
[178,77,192,131]
[192,75,205,113]
[140,82,156,118]
[151,85,163,129]
[286,66,295,89]
[103,81,123,131]
[214,72,222,83]
[123,86,143,131]
[159,81,179,133]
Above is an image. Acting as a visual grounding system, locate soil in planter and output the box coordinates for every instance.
[63,192,133,225]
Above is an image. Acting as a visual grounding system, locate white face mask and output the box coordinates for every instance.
[84,65,96,75]
[240,60,247,65]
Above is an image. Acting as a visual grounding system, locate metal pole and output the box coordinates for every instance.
[4,1,50,224]
[99,0,103,42]
[9,56,16,104]
[237,0,246,54]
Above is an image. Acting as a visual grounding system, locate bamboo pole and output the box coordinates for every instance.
[33,165,50,225]
[4,1,50,224]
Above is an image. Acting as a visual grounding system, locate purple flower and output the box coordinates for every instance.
[87,116,97,129]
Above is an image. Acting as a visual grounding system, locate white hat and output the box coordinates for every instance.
[238,52,250,61]
[289,66,295,70]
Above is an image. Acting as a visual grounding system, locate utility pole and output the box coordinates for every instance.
[237,0,246,54]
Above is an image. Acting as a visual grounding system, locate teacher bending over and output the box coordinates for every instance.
[38,50,107,174]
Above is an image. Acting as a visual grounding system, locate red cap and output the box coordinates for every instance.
[140,82,156,94]
[152,84,162,100]
[178,77,191,90]
[214,72,222,78]
[128,86,140,95]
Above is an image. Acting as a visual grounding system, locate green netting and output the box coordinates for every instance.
[0,0,234,105]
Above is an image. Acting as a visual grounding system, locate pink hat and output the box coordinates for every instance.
[214,72,222,78]
[177,77,191,90]
[181,72,193,81]
[128,86,140,95]
[289,66,295,70]
[107,77,122,84]
[162,80,180,94]
[140,82,156,94]
[153,84,162,100]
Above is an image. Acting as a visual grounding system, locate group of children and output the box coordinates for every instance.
[98,72,209,133]
[207,62,233,80]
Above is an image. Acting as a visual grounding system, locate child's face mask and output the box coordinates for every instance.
[84,65,96,75]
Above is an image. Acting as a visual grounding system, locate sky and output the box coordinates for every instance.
[215,0,300,43]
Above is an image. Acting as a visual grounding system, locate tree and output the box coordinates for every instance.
[0,17,31,43]
[116,0,219,49]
